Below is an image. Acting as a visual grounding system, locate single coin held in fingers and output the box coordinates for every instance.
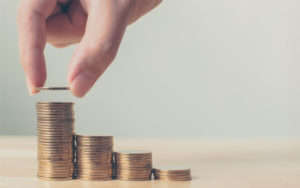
[36,87,70,91]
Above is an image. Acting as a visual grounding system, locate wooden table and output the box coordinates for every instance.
[0,136,299,188]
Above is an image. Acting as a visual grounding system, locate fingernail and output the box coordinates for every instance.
[70,70,96,98]
[29,87,34,96]
[27,84,39,96]
[31,87,40,95]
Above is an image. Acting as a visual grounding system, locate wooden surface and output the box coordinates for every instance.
[0,136,300,188]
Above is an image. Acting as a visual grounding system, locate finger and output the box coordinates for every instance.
[17,0,57,95]
[46,0,87,47]
[67,1,131,97]
[50,4,63,17]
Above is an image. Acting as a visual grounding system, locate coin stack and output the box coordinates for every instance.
[152,166,191,181]
[76,135,114,180]
[114,150,152,181]
[36,102,75,180]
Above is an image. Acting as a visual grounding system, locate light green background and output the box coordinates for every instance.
[1,0,300,138]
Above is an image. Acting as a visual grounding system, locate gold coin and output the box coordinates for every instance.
[152,166,191,181]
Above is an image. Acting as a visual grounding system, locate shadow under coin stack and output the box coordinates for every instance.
[114,150,152,181]
[76,135,114,180]
[153,166,191,181]
[36,102,75,180]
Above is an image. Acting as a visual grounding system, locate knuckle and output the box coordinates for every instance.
[87,40,118,65]
[80,41,118,77]
[17,8,35,25]
[99,41,118,62]
[17,7,25,22]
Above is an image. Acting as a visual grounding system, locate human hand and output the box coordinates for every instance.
[17,0,162,97]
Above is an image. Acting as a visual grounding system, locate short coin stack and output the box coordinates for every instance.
[114,150,152,181]
[152,166,191,181]
[36,102,75,180]
[76,135,114,180]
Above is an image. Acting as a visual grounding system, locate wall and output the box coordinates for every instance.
[0,0,300,138]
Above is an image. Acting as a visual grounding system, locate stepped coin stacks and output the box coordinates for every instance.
[76,135,114,180]
[153,166,192,181]
[114,150,152,181]
[35,87,191,181]
[36,102,75,180]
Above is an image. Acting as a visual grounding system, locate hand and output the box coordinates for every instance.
[17,0,162,97]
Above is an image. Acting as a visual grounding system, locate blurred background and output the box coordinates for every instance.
[0,0,299,138]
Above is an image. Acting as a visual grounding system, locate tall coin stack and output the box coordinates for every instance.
[153,166,192,181]
[114,150,152,181]
[76,135,114,180]
[36,102,75,180]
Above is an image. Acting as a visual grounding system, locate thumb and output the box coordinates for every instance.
[68,1,130,98]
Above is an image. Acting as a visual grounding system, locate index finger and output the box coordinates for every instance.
[17,0,57,95]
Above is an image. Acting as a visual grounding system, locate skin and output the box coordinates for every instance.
[17,0,162,97]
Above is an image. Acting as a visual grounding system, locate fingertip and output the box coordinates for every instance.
[70,87,85,98]
[26,86,40,96]
[32,89,40,96]
[25,78,39,96]
[25,69,46,96]
[70,70,97,98]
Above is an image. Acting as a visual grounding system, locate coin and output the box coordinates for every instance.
[36,87,70,91]
[152,166,192,181]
